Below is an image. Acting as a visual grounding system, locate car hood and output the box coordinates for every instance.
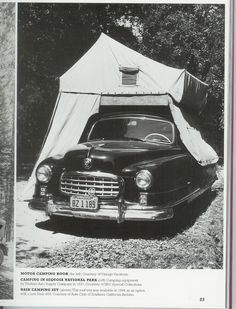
[64,140,182,174]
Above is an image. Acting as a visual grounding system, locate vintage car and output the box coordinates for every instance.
[29,112,217,223]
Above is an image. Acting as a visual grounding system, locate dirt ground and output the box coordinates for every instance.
[16,166,224,269]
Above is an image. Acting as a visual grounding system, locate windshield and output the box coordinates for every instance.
[88,116,174,144]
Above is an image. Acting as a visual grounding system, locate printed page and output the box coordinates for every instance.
[0,0,233,307]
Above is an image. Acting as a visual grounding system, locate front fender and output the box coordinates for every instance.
[34,156,64,198]
[122,153,194,193]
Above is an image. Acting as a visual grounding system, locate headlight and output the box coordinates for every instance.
[135,170,153,190]
[36,164,52,183]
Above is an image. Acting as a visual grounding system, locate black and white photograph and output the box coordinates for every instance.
[0,2,15,300]
[16,3,226,270]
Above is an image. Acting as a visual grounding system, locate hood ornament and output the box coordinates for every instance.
[83,158,92,169]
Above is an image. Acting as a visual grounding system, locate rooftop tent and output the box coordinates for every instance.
[60,33,207,112]
[21,33,218,200]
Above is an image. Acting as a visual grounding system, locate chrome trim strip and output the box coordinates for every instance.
[62,188,119,195]
[61,171,120,180]
[61,182,119,189]
[61,178,118,185]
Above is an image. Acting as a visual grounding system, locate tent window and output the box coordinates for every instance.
[119,67,139,86]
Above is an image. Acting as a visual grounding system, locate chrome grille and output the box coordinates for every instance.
[60,172,120,198]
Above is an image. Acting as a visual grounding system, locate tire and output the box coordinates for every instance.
[0,248,4,266]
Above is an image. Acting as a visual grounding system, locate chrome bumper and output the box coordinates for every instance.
[29,195,174,223]
[46,206,174,222]
[29,182,212,223]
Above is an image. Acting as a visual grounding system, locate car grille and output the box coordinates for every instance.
[60,172,120,198]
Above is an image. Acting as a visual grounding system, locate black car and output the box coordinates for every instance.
[29,112,217,223]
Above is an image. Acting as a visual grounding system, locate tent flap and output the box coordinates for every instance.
[21,93,100,200]
[169,70,208,113]
[169,99,218,166]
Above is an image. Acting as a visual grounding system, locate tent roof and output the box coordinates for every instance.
[60,33,208,112]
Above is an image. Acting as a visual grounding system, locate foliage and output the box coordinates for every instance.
[137,4,225,152]
[18,3,225,166]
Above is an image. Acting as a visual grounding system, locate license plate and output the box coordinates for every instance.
[70,195,98,211]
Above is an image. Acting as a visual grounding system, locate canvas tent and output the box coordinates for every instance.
[22,33,218,200]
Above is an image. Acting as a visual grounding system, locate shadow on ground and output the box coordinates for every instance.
[35,191,216,240]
